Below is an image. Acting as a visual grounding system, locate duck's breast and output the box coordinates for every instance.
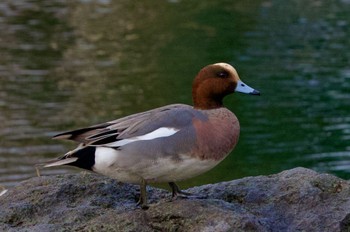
[191,108,240,161]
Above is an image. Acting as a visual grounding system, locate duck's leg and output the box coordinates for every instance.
[137,178,149,210]
[168,182,192,200]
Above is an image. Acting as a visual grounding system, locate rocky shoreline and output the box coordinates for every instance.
[1,167,350,231]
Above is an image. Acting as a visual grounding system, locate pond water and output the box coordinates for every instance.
[1,0,349,189]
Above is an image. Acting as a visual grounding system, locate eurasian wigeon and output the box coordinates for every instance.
[43,63,260,209]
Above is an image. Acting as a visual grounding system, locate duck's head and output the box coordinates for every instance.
[192,63,260,110]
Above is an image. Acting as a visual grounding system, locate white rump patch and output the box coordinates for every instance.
[93,147,119,172]
[105,127,179,147]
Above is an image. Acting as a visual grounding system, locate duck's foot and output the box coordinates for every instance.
[136,179,149,210]
[136,201,149,210]
[168,182,205,200]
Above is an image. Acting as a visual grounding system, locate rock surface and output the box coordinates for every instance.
[1,167,350,232]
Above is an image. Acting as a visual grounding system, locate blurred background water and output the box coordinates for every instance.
[0,0,349,189]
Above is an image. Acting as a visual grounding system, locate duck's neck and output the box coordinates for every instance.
[192,93,224,110]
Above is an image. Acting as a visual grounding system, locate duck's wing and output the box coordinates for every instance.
[52,104,195,146]
[42,104,198,169]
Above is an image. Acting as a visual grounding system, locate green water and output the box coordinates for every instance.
[0,0,349,189]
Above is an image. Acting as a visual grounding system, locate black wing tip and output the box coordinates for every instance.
[250,89,261,96]
[52,133,73,140]
[52,124,112,141]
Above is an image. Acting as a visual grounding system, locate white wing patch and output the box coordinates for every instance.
[105,127,179,147]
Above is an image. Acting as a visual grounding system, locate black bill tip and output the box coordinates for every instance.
[250,89,261,96]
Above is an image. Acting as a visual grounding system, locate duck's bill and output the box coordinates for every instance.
[235,80,260,95]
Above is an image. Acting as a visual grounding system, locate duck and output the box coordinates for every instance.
[43,63,260,209]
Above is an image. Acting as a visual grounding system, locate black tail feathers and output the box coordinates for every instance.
[66,146,96,171]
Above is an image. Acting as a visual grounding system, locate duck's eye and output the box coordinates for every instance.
[217,71,229,78]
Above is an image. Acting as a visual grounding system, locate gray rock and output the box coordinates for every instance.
[1,167,350,232]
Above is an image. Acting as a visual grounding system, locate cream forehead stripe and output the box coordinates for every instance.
[103,127,180,147]
[213,63,239,77]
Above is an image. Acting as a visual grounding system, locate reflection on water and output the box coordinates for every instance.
[0,0,349,188]
[302,151,350,171]
[0,0,74,186]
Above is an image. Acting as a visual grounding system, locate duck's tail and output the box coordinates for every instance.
[38,145,97,171]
